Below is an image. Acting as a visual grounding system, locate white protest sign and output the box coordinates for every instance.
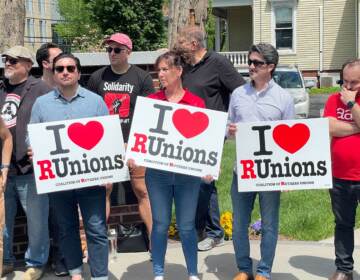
[236,118,332,192]
[28,115,130,194]
[126,96,227,179]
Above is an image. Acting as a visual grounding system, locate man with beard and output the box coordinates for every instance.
[1,46,50,280]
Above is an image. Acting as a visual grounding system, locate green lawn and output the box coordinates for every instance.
[216,140,360,241]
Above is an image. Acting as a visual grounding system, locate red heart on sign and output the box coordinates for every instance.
[67,121,104,150]
[172,109,209,138]
[272,123,310,154]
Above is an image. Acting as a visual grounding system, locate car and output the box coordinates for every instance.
[237,65,312,119]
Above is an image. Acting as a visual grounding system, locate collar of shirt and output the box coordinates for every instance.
[54,85,85,102]
[156,89,194,105]
[191,50,210,68]
[250,79,275,96]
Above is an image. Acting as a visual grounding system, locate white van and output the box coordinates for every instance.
[237,65,313,119]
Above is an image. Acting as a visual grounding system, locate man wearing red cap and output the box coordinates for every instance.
[87,32,154,243]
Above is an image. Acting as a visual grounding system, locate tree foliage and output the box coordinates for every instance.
[86,0,166,51]
[55,0,165,51]
[55,0,103,51]
[205,0,215,50]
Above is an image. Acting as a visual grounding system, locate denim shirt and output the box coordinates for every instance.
[30,86,109,124]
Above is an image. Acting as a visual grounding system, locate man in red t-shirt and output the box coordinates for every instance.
[323,59,360,280]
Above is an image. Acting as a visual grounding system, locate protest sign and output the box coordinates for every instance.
[28,115,129,194]
[235,118,332,191]
[126,97,227,179]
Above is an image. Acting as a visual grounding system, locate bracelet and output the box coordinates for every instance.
[0,164,10,170]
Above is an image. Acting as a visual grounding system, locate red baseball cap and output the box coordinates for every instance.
[104,33,133,50]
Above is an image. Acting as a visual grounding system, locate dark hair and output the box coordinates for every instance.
[155,51,184,70]
[52,53,81,73]
[36,43,60,71]
[248,43,279,76]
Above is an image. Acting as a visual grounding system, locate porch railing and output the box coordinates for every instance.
[220,51,248,67]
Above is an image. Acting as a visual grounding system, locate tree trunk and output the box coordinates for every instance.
[168,0,208,49]
[0,0,26,52]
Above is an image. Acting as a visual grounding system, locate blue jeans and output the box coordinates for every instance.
[50,186,108,280]
[195,181,224,240]
[329,178,360,273]
[3,174,49,267]
[231,173,280,278]
[146,169,201,277]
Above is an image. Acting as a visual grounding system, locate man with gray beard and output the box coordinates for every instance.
[1,46,50,280]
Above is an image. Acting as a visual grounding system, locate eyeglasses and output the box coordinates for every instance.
[248,59,267,67]
[54,65,76,73]
[2,56,19,65]
[106,47,127,54]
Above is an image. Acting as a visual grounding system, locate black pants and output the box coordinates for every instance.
[330,178,360,273]
[195,181,224,240]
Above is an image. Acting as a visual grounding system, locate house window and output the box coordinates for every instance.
[39,20,47,43]
[272,2,296,53]
[26,18,35,43]
[26,0,33,16]
[275,7,293,49]
[38,0,45,17]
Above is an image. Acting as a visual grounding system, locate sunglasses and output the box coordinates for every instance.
[106,47,127,54]
[54,65,76,73]
[2,56,19,65]
[248,59,267,67]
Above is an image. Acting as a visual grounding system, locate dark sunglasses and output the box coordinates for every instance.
[248,59,266,67]
[106,47,127,54]
[54,65,76,73]
[2,56,19,65]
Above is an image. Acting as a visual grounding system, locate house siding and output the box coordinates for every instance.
[228,6,253,51]
[251,0,356,72]
[323,0,356,70]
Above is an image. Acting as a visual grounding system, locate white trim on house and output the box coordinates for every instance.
[270,0,297,55]
[213,0,252,8]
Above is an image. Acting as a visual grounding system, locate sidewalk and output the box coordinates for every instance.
[3,239,360,280]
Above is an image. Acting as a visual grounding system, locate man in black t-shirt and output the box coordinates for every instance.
[1,46,50,279]
[87,33,154,240]
[174,26,246,252]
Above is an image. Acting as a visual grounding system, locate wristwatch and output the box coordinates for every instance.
[0,164,10,170]
[347,100,356,109]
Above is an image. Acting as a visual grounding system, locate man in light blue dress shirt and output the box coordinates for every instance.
[228,43,295,280]
[30,53,109,280]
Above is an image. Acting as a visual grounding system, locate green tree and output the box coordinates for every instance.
[205,0,215,50]
[87,0,165,51]
[55,0,103,51]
